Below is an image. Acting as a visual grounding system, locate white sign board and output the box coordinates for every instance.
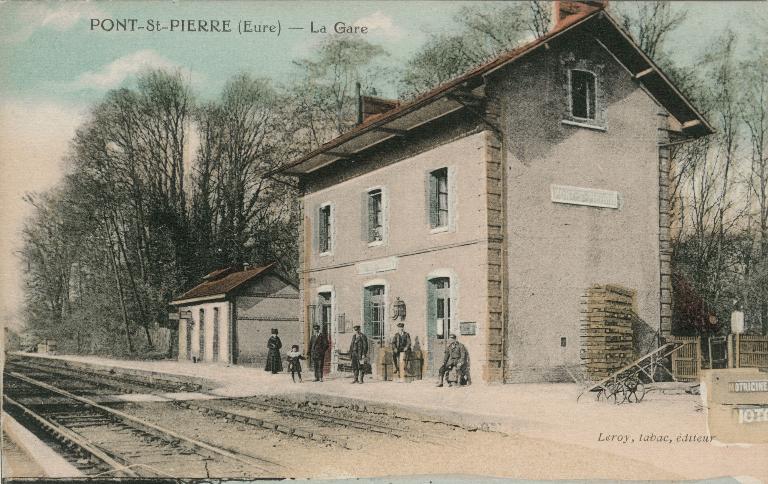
[357,256,398,275]
[550,184,619,209]
[731,310,745,334]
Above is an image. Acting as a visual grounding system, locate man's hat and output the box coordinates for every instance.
[271,328,278,334]
[449,333,457,339]
[353,325,361,330]
[312,324,320,330]
[396,322,405,328]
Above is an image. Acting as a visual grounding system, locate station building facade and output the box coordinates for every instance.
[276,2,712,382]
[171,264,300,366]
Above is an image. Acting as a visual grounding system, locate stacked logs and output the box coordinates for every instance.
[580,284,635,380]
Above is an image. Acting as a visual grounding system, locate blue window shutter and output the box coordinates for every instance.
[426,280,437,339]
[426,171,438,227]
[311,204,319,252]
[361,192,369,241]
[363,287,373,336]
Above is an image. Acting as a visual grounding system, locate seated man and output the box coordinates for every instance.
[437,334,468,387]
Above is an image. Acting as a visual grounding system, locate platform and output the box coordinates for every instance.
[9,351,768,481]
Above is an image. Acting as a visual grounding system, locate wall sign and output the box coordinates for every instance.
[459,321,476,336]
[357,256,398,275]
[550,184,619,209]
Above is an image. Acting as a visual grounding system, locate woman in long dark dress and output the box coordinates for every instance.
[265,328,283,373]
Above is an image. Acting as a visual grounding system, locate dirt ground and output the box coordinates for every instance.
[115,399,682,480]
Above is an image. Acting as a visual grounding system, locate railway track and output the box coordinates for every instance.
[3,371,286,478]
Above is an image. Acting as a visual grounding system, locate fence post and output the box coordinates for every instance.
[696,336,702,374]
[727,334,734,368]
[735,333,740,368]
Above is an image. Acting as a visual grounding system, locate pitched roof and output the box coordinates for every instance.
[273,8,712,177]
[172,263,277,304]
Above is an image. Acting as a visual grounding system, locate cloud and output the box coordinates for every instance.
[1,3,107,44]
[354,11,404,40]
[72,50,201,90]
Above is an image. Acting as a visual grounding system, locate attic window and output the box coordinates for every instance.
[570,70,596,120]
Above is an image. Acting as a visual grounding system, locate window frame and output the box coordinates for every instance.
[569,69,597,121]
[366,187,386,246]
[428,167,452,232]
[318,202,334,256]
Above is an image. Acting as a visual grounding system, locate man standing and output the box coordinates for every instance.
[349,325,369,384]
[390,322,411,380]
[309,324,328,382]
[437,334,467,387]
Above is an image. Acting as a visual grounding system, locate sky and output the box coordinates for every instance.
[0,1,763,328]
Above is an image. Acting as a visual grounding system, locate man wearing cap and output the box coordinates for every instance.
[348,325,369,384]
[390,322,411,380]
[309,324,328,382]
[437,334,467,387]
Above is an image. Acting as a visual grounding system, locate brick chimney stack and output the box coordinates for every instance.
[552,0,608,29]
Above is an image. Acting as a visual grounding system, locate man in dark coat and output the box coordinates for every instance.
[348,325,369,384]
[437,334,467,387]
[265,328,283,373]
[309,324,328,382]
[390,322,411,378]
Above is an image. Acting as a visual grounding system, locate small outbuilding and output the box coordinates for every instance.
[171,263,300,366]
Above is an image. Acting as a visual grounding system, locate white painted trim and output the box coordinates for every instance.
[171,294,226,305]
[365,185,388,245]
[361,279,389,341]
[426,269,460,349]
[560,119,607,132]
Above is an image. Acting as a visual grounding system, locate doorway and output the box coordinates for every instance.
[427,277,451,376]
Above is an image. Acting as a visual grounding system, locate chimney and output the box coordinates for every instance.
[552,0,607,30]
[356,82,363,125]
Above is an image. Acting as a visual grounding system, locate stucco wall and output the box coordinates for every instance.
[233,275,300,366]
[178,300,230,364]
[491,35,662,381]
[302,132,490,376]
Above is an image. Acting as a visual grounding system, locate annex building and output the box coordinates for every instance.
[171,263,300,366]
[274,0,712,383]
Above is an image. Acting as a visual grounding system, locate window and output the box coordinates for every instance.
[367,189,383,242]
[198,309,206,360]
[212,307,220,362]
[429,168,449,229]
[319,204,332,253]
[429,278,451,339]
[570,70,596,120]
[363,285,385,341]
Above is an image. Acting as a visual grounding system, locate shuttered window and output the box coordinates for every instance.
[319,205,332,253]
[363,285,385,341]
[367,189,383,242]
[429,168,449,228]
[570,70,596,120]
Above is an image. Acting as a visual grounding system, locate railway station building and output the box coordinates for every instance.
[171,263,300,366]
[273,1,712,383]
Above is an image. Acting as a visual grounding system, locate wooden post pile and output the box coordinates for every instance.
[580,284,635,380]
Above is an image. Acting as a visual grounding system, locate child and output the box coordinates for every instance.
[286,345,306,383]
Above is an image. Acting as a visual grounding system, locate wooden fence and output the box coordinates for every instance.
[736,334,768,369]
[671,334,768,381]
[670,336,701,381]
